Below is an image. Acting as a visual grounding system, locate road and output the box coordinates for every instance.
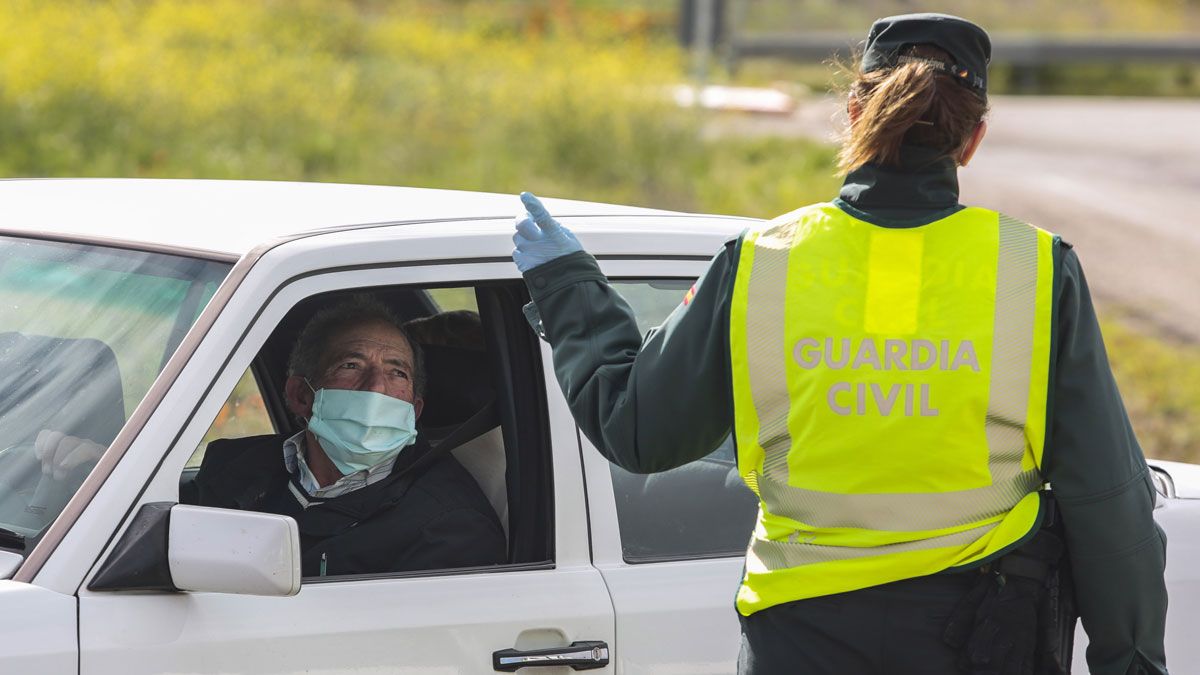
[711,96,1200,341]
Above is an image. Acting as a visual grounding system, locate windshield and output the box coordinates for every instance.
[0,236,230,552]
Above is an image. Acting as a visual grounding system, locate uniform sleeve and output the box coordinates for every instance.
[522,243,738,473]
[1043,245,1168,675]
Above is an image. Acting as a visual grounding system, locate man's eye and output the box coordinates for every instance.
[393,369,410,379]
[339,362,359,370]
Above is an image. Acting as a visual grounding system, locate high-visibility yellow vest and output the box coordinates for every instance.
[730,203,1056,616]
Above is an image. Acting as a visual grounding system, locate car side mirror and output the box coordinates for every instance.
[1150,466,1174,511]
[90,502,301,596]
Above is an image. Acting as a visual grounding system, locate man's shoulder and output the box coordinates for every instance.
[200,434,286,472]
[193,433,289,507]
[368,443,502,538]
[408,449,492,510]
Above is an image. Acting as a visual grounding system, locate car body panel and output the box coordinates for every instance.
[0,581,77,673]
[1149,459,1200,499]
[581,424,744,675]
[0,178,680,257]
[80,567,616,674]
[1146,498,1200,669]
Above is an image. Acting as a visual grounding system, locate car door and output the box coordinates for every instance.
[579,259,758,674]
[65,224,616,674]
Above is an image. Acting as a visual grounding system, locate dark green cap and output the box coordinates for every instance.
[860,13,991,100]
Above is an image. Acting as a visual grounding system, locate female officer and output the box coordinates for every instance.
[513,13,1167,675]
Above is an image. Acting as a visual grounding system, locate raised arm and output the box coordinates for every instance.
[515,193,737,473]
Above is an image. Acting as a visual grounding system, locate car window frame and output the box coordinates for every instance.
[78,259,566,594]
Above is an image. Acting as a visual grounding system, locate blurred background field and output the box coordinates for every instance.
[0,0,838,213]
[0,0,1196,461]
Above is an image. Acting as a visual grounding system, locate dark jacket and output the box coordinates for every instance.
[522,148,1168,675]
[191,433,506,577]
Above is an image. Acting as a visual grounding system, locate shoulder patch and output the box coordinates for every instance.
[682,283,697,306]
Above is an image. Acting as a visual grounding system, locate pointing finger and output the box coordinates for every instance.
[519,192,560,232]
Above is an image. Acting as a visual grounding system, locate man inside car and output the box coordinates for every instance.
[38,296,506,576]
[191,296,506,576]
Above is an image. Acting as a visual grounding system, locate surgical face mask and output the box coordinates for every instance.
[305,383,419,475]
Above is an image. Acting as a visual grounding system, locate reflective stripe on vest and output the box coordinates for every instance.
[729,204,1055,615]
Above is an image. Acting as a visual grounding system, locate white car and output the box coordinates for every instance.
[0,179,1195,674]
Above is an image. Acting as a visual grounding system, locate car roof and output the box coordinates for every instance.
[0,178,685,258]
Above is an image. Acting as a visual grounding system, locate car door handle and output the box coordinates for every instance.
[492,640,610,671]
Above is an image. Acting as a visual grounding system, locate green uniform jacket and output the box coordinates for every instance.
[523,148,1168,675]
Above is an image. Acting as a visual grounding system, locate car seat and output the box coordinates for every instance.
[0,332,126,450]
[0,332,126,528]
[417,342,509,541]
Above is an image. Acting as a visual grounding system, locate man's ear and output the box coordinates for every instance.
[959,119,988,167]
[412,397,424,421]
[285,376,315,420]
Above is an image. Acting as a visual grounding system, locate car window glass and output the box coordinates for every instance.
[611,279,691,335]
[186,368,275,469]
[0,237,229,545]
[427,287,478,313]
[608,279,758,562]
[179,285,545,579]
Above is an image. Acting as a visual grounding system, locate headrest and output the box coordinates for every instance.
[417,343,494,432]
[0,332,126,447]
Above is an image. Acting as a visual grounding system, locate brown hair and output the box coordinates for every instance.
[837,45,989,174]
[288,294,426,397]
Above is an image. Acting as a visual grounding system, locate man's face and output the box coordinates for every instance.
[286,319,423,420]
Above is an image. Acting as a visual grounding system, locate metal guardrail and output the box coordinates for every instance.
[731,32,1200,64]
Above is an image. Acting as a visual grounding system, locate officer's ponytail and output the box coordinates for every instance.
[837,45,989,174]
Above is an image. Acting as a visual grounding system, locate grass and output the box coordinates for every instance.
[0,0,1194,463]
[734,0,1200,34]
[0,0,836,215]
[726,56,1200,98]
[1101,315,1200,462]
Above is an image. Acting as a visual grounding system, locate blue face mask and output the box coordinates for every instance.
[305,384,419,475]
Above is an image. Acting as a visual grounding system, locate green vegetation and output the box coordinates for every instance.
[0,0,835,215]
[987,63,1200,98]
[735,0,1200,34]
[727,57,1200,98]
[1102,317,1200,463]
[0,0,1194,460]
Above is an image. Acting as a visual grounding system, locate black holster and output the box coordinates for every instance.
[943,494,1078,675]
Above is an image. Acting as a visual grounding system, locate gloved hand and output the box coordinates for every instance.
[512,192,583,273]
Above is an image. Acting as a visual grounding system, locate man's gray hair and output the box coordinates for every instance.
[287,295,425,397]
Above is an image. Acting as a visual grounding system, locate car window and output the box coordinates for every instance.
[0,236,229,546]
[427,287,478,313]
[607,280,759,562]
[186,368,275,469]
[179,283,552,579]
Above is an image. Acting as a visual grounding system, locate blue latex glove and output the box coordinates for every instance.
[512,192,583,273]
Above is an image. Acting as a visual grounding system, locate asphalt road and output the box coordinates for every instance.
[713,95,1200,340]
